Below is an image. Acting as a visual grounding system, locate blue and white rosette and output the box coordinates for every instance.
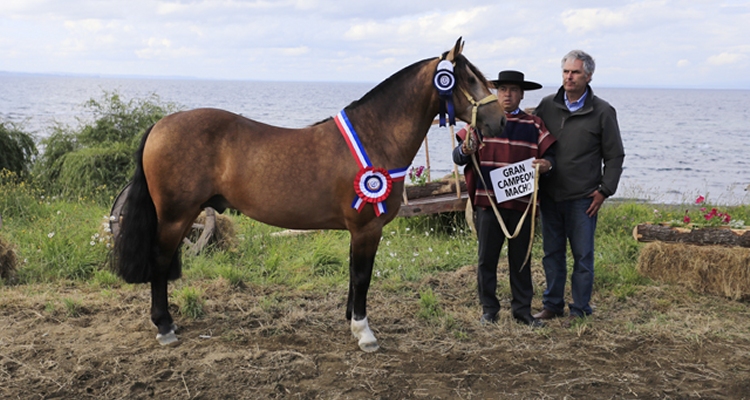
[434,59,456,127]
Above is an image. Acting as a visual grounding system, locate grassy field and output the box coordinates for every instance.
[2,179,750,398]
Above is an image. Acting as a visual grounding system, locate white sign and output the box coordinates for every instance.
[489,158,536,203]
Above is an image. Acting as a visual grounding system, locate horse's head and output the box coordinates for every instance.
[441,38,506,138]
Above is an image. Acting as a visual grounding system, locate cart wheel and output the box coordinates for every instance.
[109,182,132,239]
[109,182,217,255]
[183,207,216,256]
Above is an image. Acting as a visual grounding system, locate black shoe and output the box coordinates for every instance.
[514,314,545,328]
[533,309,565,320]
[480,313,498,325]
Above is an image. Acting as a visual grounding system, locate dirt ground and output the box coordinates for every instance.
[2,264,750,399]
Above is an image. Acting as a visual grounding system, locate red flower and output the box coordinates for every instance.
[695,195,705,204]
[724,214,731,223]
[683,215,691,224]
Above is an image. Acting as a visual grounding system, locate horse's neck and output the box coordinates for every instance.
[345,72,438,170]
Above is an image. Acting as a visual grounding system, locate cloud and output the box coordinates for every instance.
[136,37,200,59]
[561,8,629,34]
[706,52,747,66]
[63,19,105,32]
[273,46,310,56]
[2,1,750,87]
[343,7,485,44]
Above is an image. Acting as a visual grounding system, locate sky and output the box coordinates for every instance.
[1,0,749,89]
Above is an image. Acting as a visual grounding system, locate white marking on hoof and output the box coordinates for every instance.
[351,317,379,352]
[156,330,178,345]
[156,324,178,345]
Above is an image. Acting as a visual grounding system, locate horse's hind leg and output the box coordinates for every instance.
[151,220,190,345]
[347,227,383,352]
[151,267,177,344]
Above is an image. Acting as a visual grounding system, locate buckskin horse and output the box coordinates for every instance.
[112,38,505,352]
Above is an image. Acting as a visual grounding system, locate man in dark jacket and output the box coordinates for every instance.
[533,50,625,327]
[454,70,556,327]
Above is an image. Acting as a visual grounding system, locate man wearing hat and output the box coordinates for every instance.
[453,70,557,327]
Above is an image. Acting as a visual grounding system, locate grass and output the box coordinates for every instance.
[2,178,749,399]
[2,175,750,324]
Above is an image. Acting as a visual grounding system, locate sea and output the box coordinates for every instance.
[1,74,749,206]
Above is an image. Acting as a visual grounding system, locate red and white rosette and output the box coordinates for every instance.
[352,167,393,216]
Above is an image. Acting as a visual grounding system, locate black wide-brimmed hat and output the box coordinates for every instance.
[489,70,542,91]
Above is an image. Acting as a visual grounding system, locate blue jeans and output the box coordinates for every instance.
[540,194,597,317]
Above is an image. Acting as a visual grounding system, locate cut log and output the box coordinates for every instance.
[633,223,750,248]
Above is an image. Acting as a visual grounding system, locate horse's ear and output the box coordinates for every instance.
[446,36,463,62]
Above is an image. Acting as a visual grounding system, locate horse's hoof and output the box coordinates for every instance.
[156,324,178,345]
[156,330,178,345]
[358,340,380,353]
[351,317,379,352]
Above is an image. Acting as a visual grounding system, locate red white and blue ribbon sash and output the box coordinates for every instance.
[335,110,408,216]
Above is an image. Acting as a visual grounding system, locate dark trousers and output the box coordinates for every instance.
[475,206,534,319]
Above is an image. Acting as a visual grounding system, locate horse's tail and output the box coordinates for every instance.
[111,125,164,283]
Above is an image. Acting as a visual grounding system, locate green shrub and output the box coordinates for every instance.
[0,121,37,177]
[33,90,179,203]
[56,143,133,204]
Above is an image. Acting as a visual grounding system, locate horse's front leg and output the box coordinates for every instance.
[346,227,382,352]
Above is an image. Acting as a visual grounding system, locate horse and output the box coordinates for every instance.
[111,38,506,352]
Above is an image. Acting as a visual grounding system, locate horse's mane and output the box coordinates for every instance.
[450,52,491,91]
[310,52,488,127]
[310,58,432,127]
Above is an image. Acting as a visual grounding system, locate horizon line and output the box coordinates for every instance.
[1,70,749,91]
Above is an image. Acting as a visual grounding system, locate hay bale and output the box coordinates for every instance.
[0,235,18,281]
[637,242,750,300]
[191,211,237,251]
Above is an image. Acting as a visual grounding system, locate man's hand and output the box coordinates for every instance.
[532,159,552,174]
[586,190,606,217]
[461,131,478,155]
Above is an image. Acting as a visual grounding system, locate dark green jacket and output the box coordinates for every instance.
[534,86,624,202]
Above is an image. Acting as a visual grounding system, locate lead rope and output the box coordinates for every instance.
[469,153,540,270]
[457,85,541,266]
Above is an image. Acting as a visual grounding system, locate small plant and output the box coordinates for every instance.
[173,286,205,319]
[217,265,246,288]
[667,195,745,228]
[311,246,343,277]
[416,287,443,321]
[408,165,429,186]
[93,269,120,288]
[63,298,83,317]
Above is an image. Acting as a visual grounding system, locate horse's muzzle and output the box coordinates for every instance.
[479,114,506,138]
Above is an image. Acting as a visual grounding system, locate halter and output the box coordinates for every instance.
[460,87,497,133]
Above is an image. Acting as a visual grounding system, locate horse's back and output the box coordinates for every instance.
[142,107,353,229]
